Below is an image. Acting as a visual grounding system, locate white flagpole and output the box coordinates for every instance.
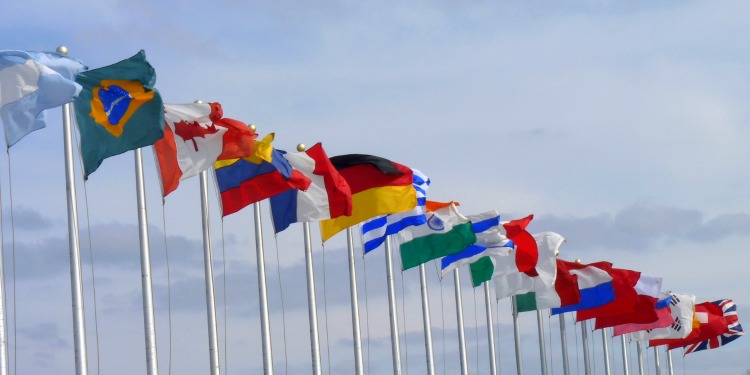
[134,148,159,375]
[536,310,548,375]
[483,283,497,375]
[61,82,89,375]
[559,314,570,375]
[636,340,645,375]
[453,269,468,375]
[419,264,436,375]
[601,327,611,375]
[620,335,630,375]
[199,170,221,375]
[0,186,6,375]
[345,228,364,375]
[653,346,661,375]
[253,202,274,374]
[511,295,524,375]
[581,320,592,375]
[302,222,322,375]
[384,237,402,374]
[666,348,674,375]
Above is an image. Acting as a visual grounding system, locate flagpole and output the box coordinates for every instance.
[511,295,523,375]
[653,346,661,375]
[636,340,645,375]
[62,94,89,375]
[0,187,6,375]
[134,148,159,375]
[253,202,274,375]
[665,348,674,375]
[302,222,322,375]
[419,264,436,375]
[199,170,221,375]
[581,320,591,375]
[601,327,611,375]
[620,335,630,375]
[483,282,497,375]
[536,310,548,375]
[453,269,469,375]
[384,237,402,374]
[345,228,364,375]
[559,314,570,375]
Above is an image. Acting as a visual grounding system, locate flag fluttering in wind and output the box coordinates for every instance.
[74,50,164,178]
[154,102,256,196]
[0,50,86,146]
[650,299,743,351]
[591,273,663,329]
[682,299,743,354]
[360,169,429,253]
[612,294,675,336]
[215,133,311,216]
[550,260,615,315]
[630,292,696,341]
[269,143,352,232]
[319,154,416,241]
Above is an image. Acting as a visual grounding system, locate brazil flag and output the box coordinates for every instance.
[74,50,164,178]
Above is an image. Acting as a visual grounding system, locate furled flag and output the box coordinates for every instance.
[683,300,743,354]
[269,143,352,233]
[74,50,164,178]
[153,102,257,196]
[651,299,743,351]
[319,154,416,241]
[630,292,695,341]
[613,295,675,336]
[550,260,615,315]
[0,50,86,146]
[576,269,662,328]
[215,133,312,216]
[398,202,507,271]
[360,169,429,253]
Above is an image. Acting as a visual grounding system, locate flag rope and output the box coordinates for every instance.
[494,298,501,374]
[220,221,227,375]
[359,235,372,375]
[271,233,289,375]
[397,237,409,373]
[320,243,331,375]
[433,260,446,375]
[548,313,554,375]
[573,319,580,375]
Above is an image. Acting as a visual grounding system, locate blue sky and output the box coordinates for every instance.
[2,1,750,374]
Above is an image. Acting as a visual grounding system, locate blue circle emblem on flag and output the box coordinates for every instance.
[427,214,444,231]
[98,85,133,125]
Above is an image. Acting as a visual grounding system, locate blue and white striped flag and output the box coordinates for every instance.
[439,213,515,278]
[360,169,429,253]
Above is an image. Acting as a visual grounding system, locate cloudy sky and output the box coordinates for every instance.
[2,0,750,374]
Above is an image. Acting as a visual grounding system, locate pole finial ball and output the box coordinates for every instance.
[193,100,203,104]
[555,250,560,257]
[296,143,306,152]
[575,259,582,264]
[249,124,256,132]
[56,46,69,55]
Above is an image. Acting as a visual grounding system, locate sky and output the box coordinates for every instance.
[2,0,750,374]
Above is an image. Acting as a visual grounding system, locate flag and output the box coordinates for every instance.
[630,292,695,341]
[153,102,256,196]
[319,154,416,241]
[397,201,475,271]
[651,299,743,350]
[550,260,615,315]
[469,215,541,285]
[269,143,352,232]
[592,274,663,329]
[0,50,86,146]
[683,300,743,354]
[215,133,311,216]
[360,169,429,253]
[74,50,164,177]
[613,295,675,336]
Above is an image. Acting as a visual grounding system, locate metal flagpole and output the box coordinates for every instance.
[253,202,274,374]
[62,89,89,375]
[302,222,322,375]
[620,335,630,375]
[536,310,548,375]
[199,170,221,375]
[559,314,570,375]
[581,320,591,375]
[511,295,523,375]
[483,283,497,375]
[0,186,6,375]
[419,264,435,375]
[653,346,661,375]
[636,340,645,375]
[345,228,364,375]
[384,238,402,374]
[453,269,468,375]
[666,348,674,375]
[601,327,611,375]
[134,148,159,375]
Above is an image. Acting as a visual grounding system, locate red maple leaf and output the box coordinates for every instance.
[174,120,219,152]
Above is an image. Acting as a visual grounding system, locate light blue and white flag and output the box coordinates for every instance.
[361,169,429,253]
[0,50,86,146]
[439,213,517,277]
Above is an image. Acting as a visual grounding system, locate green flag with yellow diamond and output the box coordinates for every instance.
[74,50,164,178]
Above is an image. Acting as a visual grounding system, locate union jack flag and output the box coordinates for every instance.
[684,299,744,354]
